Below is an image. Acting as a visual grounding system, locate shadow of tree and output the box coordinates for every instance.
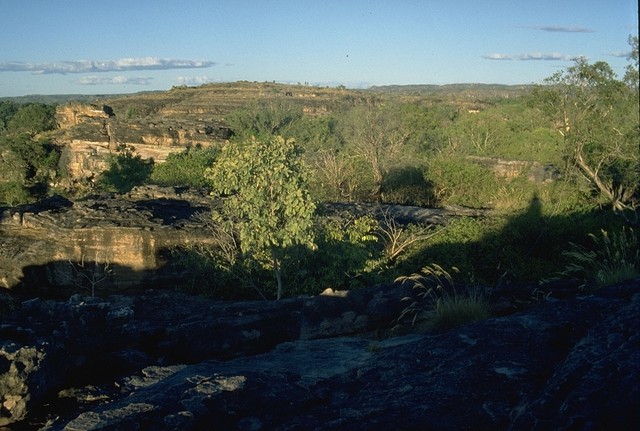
[134,198,209,225]
[397,194,624,288]
[15,258,177,300]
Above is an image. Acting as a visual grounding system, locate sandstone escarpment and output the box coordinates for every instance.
[55,103,113,129]
[0,187,214,293]
[55,101,232,182]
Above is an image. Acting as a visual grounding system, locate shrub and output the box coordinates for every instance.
[283,214,381,295]
[0,133,60,204]
[98,145,154,193]
[150,146,218,188]
[424,156,497,208]
[381,165,436,206]
[7,103,57,135]
[0,181,31,206]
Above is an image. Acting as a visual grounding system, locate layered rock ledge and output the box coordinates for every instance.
[0,187,214,293]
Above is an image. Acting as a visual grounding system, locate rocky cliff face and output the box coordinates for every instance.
[55,102,232,183]
[55,103,112,129]
[52,82,345,182]
[0,186,213,294]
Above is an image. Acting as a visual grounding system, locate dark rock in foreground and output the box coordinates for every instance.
[1,280,639,430]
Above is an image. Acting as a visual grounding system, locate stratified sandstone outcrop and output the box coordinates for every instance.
[52,81,347,183]
[56,104,231,180]
[0,186,214,293]
[55,103,112,129]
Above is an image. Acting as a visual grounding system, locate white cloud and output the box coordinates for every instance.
[482,53,513,60]
[517,52,574,61]
[175,76,216,85]
[0,57,216,74]
[534,25,595,33]
[608,50,631,58]
[75,76,153,85]
[484,52,576,61]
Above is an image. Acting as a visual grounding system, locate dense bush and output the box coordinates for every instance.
[172,55,636,299]
[150,146,219,188]
[6,103,57,135]
[0,102,60,206]
[424,156,498,208]
[97,145,154,193]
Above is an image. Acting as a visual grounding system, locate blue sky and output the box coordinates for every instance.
[0,0,637,97]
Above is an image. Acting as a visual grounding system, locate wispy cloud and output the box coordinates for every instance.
[75,76,153,85]
[0,57,215,74]
[518,52,575,61]
[175,76,216,86]
[482,53,513,61]
[533,25,595,33]
[608,50,631,58]
[483,52,577,61]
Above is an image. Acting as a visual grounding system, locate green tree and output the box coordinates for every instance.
[624,35,639,91]
[534,57,639,216]
[7,103,57,135]
[98,145,154,193]
[151,145,219,188]
[205,135,316,299]
[0,133,60,204]
[448,109,509,155]
[0,101,19,132]
[290,115,363,201]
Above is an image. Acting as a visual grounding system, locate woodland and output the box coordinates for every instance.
[0,41,638,304]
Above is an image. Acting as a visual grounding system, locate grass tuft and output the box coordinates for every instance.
[561,227,639,290]
[396,264,490,331]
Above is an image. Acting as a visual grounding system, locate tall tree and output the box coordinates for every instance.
[205,135,316,299]
[534,56,639,218]
[623,35,639,91]
[0,101,18,132]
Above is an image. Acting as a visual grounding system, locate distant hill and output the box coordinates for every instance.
[1,82,535,106]
[367,83,533,98]
[0,94,109,105]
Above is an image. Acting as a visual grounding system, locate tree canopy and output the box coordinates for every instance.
[205,135,316,299]
[534,55,639,217]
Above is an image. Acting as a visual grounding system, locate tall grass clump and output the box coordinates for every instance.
[396,264,490,331]
[561,227,639,290]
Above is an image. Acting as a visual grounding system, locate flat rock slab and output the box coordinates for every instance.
[28,280,640,430]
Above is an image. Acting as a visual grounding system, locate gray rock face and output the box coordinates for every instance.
[0,283,412,427]
[0,280,638,430]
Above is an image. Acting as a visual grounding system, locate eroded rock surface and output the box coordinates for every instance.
[0,187,214,293]
[0,280,638,429]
